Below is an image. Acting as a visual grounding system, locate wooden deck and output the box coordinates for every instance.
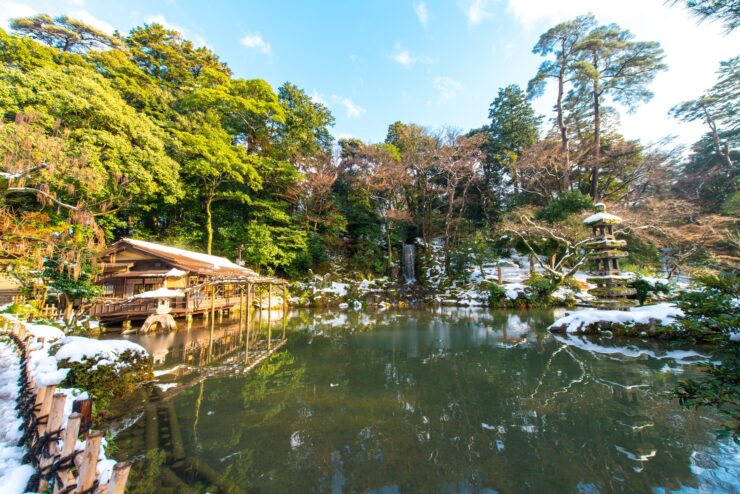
[90,281,285,323]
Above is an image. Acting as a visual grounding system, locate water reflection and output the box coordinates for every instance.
[113,308,739,494]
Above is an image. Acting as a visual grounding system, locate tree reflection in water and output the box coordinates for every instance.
[116,308,739,493]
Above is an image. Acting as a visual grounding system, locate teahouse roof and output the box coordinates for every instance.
[104,238,282,281]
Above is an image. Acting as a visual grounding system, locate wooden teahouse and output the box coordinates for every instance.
[91,238,286,325]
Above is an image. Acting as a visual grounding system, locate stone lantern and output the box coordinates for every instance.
[583,203,636,310]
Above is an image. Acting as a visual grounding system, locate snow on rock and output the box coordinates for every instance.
[504,283,527,301]
[583,212,622,224]
[0,342,34,493]
[550,303,683,334]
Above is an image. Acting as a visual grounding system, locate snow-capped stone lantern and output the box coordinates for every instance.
[583,203,636,310]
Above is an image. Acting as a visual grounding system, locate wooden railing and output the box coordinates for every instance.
[0,316,130,493]
[91,286,240,319]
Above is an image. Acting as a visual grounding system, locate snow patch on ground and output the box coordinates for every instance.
[0,342,34,494]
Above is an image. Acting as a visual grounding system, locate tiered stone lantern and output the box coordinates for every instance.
[583,203,636,310]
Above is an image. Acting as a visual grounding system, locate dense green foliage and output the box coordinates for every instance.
[0,10,736,286]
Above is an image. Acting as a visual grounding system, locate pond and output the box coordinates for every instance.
[110,309,739,493]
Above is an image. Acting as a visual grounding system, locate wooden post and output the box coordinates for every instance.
[239,286,245,344]
[39,392,67,491]
[73,398,93,435]
[76,430,104,493]
[282,285,288,340]
[209,283,216,361]
[53,413,81,494]
[258,285,263,346]
[107,462,131,494]
[268,283,273,350]
[497,266,503,284]
[36,385,57,438]
[245,283,252,363]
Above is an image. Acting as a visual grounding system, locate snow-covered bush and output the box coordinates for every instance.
[49,337,153,417]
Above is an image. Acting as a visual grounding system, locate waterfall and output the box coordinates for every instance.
[403,244,416,283]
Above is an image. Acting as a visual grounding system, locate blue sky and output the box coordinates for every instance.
[1,0,738,147]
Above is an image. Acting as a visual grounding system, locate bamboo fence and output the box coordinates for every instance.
[0,316,130,493]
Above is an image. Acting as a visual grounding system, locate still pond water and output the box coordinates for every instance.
[111,309,739,494]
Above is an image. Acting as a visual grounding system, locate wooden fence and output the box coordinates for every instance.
[0,317,130,493]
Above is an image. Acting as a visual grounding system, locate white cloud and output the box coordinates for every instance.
[72,9,114,34]
[464,0,493,26]
[391,43,436,68]
[503,0,740,146]
[393,49,415,68]
[330,95,365,118]
[433,76,463,103]
[240,33,271,54]
[310,91,327,106]
[414,1,429,27]
[0,1,36,30]
[66,0,86,6]
[340,97,365,118]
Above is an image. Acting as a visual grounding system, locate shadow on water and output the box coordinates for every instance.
[108,308,739,494]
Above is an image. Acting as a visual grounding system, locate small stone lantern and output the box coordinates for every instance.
[583,203,636,310]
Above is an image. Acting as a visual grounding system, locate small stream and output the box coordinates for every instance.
[108,308,739,493]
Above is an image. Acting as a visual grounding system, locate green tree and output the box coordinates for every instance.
[241,222,282,274]
[572,23,666,199]
[276,82,335,161]
[483,85,541,215]
[10,14,122,53]
[528,14,597,190]
[671,56,738,172]
[173,114,261,254]
[670,0,740,32]
[126,23,229,89]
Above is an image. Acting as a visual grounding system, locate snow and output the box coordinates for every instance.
[53,336,147,364]
[131,287,185,299]
[549,303,684,333]
[504,283,527,301]
[26,323,65,342]
[165,268,186,277]
[123,238,249,272]
[0,317,145,491]
[0,342,34,494]
[583,212,622,224]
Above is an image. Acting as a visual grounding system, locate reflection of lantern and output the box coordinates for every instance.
[584,203,637,310]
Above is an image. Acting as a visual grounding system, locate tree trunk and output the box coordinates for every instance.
[557,45,572,191]
[62,293,73,324]
[702,105,734,169]
[206,194,214,255]
[590,65,602,200]
[386,220,393,276]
